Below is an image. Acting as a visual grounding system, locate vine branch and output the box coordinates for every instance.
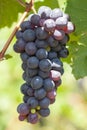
[0,0,35,61]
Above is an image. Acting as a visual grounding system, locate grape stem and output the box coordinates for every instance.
[0,0,36,61]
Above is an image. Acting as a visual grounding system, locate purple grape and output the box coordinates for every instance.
[27,113,39,124]
[47,90,56,99]
[18,114,27,121]
[16,30,23,39]
[43,19,56,32]
[48,51,57,59]
[25,42,37,56]
[39,97,50,108]
[38,108,50,117]
[50,70,61,81]
[38,70,50,79]
[53,30,65,41]
[59,34,69,45]
[55,78,62,88]
[50,8,63,19]
[20,83,29,95]
[23,95,29,103]
[56,17,68,29]
[39,59,52,72]
[31,14,41,26]
[35,39,48,48]
[27,86,34,96]
[34,88,46,100]
[31,76,43,89]
[27,56,39,69]
[23,29,36,42]
[38,6,51,19]
[47,36,59,47]
[17,103,29,115]
[36,27,49,40]
[20,21,34,31]
[20,52,29,62]
[21,62,27,71]
[66,21,75,33]
[36,48,48,60]
[27,97,38,108]
[26,68,38,77]
[58,48,69,58]
[44,78,55,92]
[13,39,26,53]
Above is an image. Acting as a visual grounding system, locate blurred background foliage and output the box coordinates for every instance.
[0,0,87,130]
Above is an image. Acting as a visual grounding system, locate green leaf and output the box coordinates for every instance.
[0,0,23,28]
[65,0,87,79]
[72,45,87,79]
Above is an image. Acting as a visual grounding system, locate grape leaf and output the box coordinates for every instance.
[0,0,23,28]
[65,0,87,79]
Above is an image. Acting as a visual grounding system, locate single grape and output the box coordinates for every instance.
[56,17,68,29]
[20,83,29,95]
[27,86,34,96]
[31,14,41,26]
[38,108,50,117]
[38,6,51,19]
[25,77,32,85]
[21,62,27,71]
[34,88,46,100]
[63,13,70,21]
[53,30,65,41]
[36,48,48,60]
[44,78,55,92]
[39,97,50,108]
[23,29,36,42]
[48,51,57,59]
[39,19,45,26]
[20,52,29,63]
[47,90,56,99]
[35,39,48,48]
[58,48,69,58]
[27,56,39,69]
[25,42,37,56]
[59,34,69,46]
[38,70,50,79]
[36,27,49,40]
[22,72,26,81]
[50,98,55,104]
[23,95,29,103]
[39,59,52,72]
[17,103,29,115]
[43,19,56,32]
[51,44,62,52]
[47,36,59,47]
[66,21,75,33]
[16,30,23,39]
[20,21,34,31]
[27,97,38,108]
[27,113,39,124]
[55,78,62,88]
[50,70,61,81]
[50,8,63,19]
[18,114,27,121]
[13,39,26,53]
[26,68,38,77]
[31,76,43,89]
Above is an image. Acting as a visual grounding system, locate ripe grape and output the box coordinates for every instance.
[17,103,29,115]
[27,97,38,108]
[36,48,48,60]
[39,97,50,108]
[38,108,50,117]
[27,113,39,124]
[34,88,46,100]
[44,78,55,92]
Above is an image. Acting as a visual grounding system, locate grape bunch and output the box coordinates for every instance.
[13,6,75,124]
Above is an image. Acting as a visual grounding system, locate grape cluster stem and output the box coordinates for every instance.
[0,0,36,61]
